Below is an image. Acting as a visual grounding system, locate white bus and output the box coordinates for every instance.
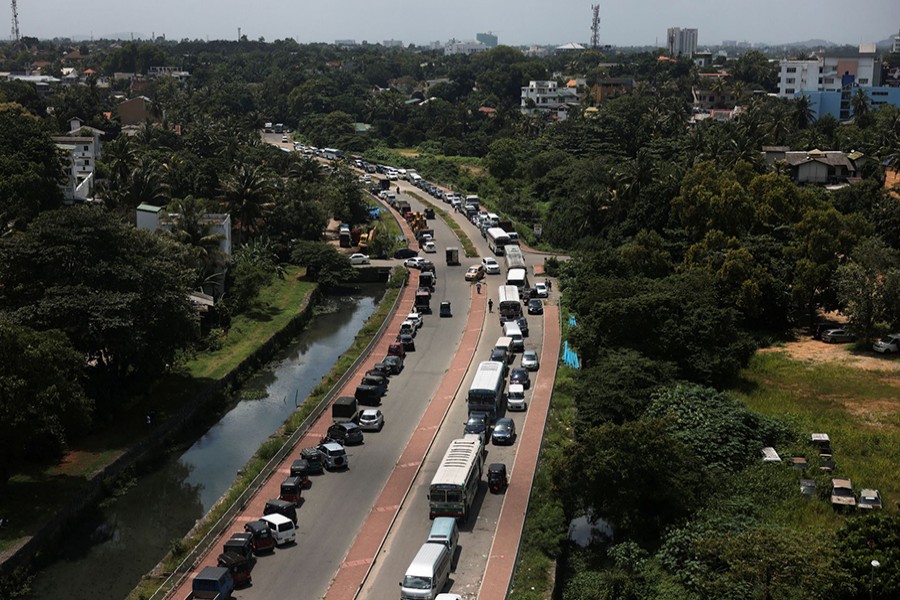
[323,148,343,160]
[487,227,511,255]
[504,245,525,271]
[497,285,522,322]
[467,360,506,418]
[428,437,485,520]
[506,267,527,292]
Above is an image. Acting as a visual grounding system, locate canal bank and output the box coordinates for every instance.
[24,286,390,600]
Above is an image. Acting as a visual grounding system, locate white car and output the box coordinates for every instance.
[281,135,289,143]
[423,241,436,253]
[358,409,384,431]
[482,257,501,274]
[405,257,426,269]
[873,334,900,354]
[406,312,423,330]
[349,253,370,265]
[534,282,548,298]
[521,349,540,371]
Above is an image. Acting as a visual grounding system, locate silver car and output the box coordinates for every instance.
[358,409,384,431]
[521,349,540,371]
[873,334,900,354]
[821,328,855,343]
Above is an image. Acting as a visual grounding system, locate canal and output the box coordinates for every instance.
[27,286,385,600]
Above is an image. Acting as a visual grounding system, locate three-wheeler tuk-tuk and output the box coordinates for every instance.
[488,463,508,494]
[244,519,276,554]
[217,551,253,588]
[280,476,303,505]
[223,533,254,561]
[290,458,311,488]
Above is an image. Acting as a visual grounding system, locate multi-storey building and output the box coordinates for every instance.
[51,118,102,203]
[520,80,580,121]
[476,32,498,48]
[667,27,698,58]
[444,39,489,55]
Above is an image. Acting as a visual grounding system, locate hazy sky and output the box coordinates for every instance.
[11,0,900,47]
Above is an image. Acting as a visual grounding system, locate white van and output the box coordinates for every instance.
[508,383,526,411]
[426,517,459,568]
[503,321,524,352]
[400,542,452,600]
[261,513,296,545]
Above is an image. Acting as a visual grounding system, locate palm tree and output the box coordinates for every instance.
[793,94,816,130]
[850,88,871,124]
[218,162,275,246]
[166,195,227,290]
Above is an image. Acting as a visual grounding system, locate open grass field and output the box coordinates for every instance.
[732,350,900,523]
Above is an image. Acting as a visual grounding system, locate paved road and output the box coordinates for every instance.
[355,183,552,600]
[170,165,475,600]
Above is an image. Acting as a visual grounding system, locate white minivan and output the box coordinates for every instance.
[400,542,452,600]
[261,513,296,545]
[426,517,459,568]
[507,383,526,411]
[503,321,524,352]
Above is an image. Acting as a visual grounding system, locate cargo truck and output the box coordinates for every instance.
[332,396,359,424]
[445,247,460,265]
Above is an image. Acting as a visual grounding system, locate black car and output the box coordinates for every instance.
[325,422,365,445]
[367,363,392,379]
[490,347,509,365]
[527,298,543,315]
[440,301,452,318]
[491,418,516,445]
[397,332,416,351]
[382,354,404,374]
[464,412,490,444]
[360,374,388,395]
[393,247,419,260]
[420,259,436,273]
[516,316,529,337]
[510,367,531,389]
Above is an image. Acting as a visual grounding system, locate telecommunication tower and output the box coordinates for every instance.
[590,4,600,50]
[11,0,21,43]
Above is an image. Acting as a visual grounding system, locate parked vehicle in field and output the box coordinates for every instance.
[873,334,900,354]
[831,478,856,509]
[858,489,882,510]
[821,328,856,343]
[349,253,370,265]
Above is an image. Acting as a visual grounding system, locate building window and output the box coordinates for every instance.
[786,67,797,73]
[786,78,795,84]
[858,78,868,84]
[785,88,795,94]
[872,91,888,96]
[818,78,823,84]
[84,145,89,151]
[824,78,834,84]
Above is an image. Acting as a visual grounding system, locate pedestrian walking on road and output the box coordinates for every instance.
[476,282,482,294]
[396,186,400,194]
[488,299,493,313]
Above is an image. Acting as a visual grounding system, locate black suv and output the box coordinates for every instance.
[325,422,364,445]
[464,412,490,445]
[300,446,325,474]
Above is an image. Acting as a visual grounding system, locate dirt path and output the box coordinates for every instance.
[760,336,900,374]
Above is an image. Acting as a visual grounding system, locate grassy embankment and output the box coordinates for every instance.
[0,267,315,556]
[128,266,407,600]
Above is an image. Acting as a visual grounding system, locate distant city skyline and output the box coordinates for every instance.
[9,1,900,48]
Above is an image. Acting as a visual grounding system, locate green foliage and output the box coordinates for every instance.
[0,322,92,485]
[834,237,900,336]
[0,207,197,386]
[835,514,900,599]
[646,383,789,472]
[290,240,354,288]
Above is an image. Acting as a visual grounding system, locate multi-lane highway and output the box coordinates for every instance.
[172,138,557,600]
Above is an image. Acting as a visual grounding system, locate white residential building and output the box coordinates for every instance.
[520,80,580,121]
[777,44,880,98]
[667,27,698,57]
[51,118,102,203]
[444,39,488,55]
[893,29,900,54]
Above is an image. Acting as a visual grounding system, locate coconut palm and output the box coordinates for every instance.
[218,162,275,246]
[166,195,228,290]
[850,88,871,123]
[793,94,816,130]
